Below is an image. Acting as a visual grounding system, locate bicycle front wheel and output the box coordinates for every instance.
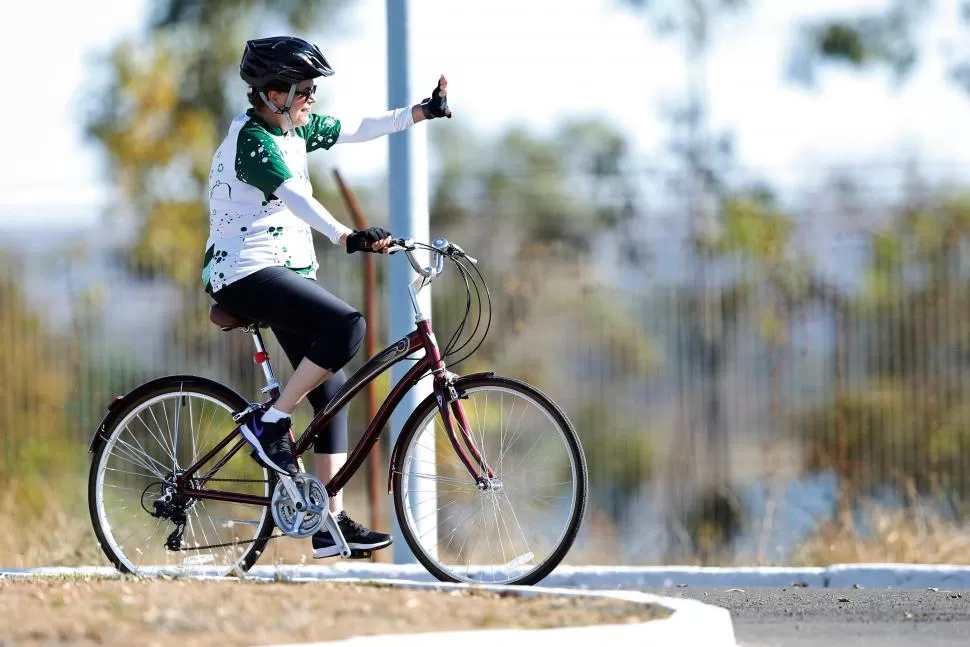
[392,375,588,585]
[88,376,275,577]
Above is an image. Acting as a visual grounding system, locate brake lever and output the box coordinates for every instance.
[387,238,414,255]
[449,242,478,265]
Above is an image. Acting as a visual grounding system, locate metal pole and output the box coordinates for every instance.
[386,0,436,564]
[331,169,381,541]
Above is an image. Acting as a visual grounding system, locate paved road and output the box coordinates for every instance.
[640,586,970,646]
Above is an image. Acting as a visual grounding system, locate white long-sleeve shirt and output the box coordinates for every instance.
[202,107,412,293]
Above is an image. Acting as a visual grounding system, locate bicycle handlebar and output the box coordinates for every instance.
[387,236,477,280]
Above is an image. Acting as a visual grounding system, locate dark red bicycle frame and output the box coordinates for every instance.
[176,319,494,507]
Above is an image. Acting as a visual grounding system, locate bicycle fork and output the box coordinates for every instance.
[435,375,496,485]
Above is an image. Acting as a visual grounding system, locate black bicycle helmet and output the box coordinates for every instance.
[240,36,335,88]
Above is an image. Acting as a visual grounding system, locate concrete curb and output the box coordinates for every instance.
[9,563,970,646]
[261,579,737,647]
[0,566,739,647]
[5,563,970,588]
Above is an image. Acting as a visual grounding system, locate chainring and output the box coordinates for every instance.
[270,473,329,538]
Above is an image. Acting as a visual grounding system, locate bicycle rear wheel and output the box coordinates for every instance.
[392,375,587,585]
[88,376,275,577]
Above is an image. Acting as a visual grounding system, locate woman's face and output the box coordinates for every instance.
[269,79,317,127]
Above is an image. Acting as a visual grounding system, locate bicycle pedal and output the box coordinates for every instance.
[347,549,372,560]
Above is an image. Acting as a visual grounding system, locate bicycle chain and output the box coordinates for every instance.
[170,476,289,552]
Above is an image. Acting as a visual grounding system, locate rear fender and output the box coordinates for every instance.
[87,375,246,455]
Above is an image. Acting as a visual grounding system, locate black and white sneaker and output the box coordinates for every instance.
[312,511,393,558]
[239,412,298,477]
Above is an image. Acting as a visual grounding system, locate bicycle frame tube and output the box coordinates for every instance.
[177,330,430,506]
[321,319,498,496]
[302,324,441,496]
[179,433,268,506]
[177,320,495,507]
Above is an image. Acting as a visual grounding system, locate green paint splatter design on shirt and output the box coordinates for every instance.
[201,110,340,293]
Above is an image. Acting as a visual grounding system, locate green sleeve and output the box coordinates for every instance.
[235,126,293,200]
[298,113,342,153]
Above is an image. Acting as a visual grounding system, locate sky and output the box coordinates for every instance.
[2,0,970,227]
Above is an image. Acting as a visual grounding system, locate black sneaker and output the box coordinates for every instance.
[239,412,298,477]
[312,511,393,558]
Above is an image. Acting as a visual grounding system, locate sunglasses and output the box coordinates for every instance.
[293,85,317,100]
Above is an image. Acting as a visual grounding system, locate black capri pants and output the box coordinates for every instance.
[213,266,365,453]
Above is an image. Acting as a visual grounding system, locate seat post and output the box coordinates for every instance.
[247,325,281,397]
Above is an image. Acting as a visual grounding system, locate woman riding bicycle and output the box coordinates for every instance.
[201,35,452,558]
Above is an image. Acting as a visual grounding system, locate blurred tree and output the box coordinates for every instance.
[796,189,970,512]
[720,0,970,518]
[787,0,942,88]
[621,0,752,560]
[0,252,76,496]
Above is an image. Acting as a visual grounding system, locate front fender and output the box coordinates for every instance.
[386,371,494,494]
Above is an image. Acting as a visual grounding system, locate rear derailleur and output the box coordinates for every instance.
[143,471,199,552]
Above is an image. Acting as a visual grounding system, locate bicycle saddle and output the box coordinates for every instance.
[208,303,263,331]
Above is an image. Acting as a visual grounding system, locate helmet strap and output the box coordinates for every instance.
[257,84,299,133]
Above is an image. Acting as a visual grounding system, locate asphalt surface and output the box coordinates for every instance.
[640,586,970,646]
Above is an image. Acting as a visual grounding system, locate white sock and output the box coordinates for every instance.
[262,406,290,423]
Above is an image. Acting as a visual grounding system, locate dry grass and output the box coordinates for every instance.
[0,578,666,646]
[0,481,104,568]
[789,505,970,566]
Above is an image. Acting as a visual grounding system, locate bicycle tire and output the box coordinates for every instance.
[392,374,588,585]
[88,375,276,576]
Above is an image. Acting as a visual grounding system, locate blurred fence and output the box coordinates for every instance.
[3,196,970,566]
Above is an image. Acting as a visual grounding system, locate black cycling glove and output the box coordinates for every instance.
[346,227,392,254]
[420,78,452,120]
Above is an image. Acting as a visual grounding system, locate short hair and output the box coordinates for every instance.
[247,80,293,108]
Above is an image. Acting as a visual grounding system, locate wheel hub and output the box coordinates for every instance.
[475,476,503,492]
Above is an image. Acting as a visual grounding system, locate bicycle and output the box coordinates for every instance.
[87,237,588,585]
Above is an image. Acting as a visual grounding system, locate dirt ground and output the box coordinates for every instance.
[0,577,667,646]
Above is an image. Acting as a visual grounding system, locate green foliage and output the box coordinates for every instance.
[796,385,970,500]
[572,401,655,523]
[790,0,933,86]
[432,121,634,251]
[430,118,652,383]
[713,194,793,264]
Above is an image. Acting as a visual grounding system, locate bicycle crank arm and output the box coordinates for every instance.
[278,474,308,510]
[324,511,352,558]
